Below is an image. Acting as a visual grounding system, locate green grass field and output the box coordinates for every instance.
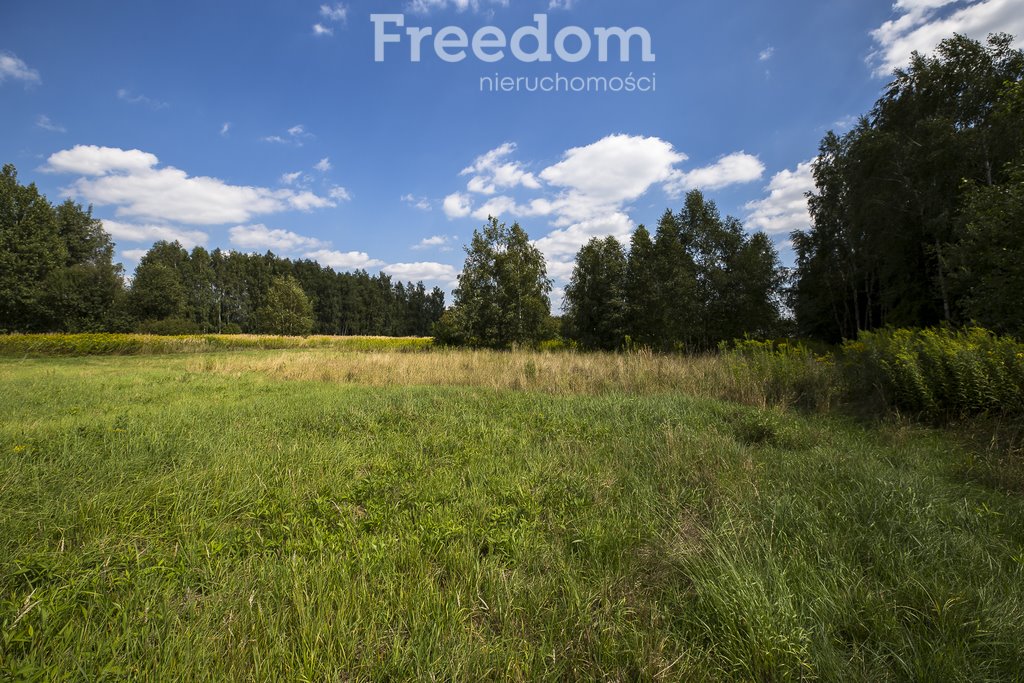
[2,347,1023,680]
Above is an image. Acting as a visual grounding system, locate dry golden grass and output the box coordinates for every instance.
[190,347,819,409]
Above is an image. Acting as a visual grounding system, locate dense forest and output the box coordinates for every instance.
[0,165,445,336]
[2,34,1023,346]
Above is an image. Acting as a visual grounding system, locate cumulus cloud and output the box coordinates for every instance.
[384,262,459,285]
[443,135,766,283]
[45,145,159,175]
[313,23,333,36]
[100,219,209,250]
[280,171,303,185]
[666,152,765,194]
[870,0,1024,76]
[44,145,336,225]
[306,249,385,270]
[229,224,327,252]
[314,157,332,172]
[0,52,40,84]
[121,249,149,261]
[443,192,473,218]
[759,47,775,62]
[745,160,816,235]
[462,143,541,195]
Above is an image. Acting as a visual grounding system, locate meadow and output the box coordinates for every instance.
[2,341,1023,680]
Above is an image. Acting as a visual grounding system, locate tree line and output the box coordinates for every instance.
[793,33,1024,341]
[439,33,1024,350]
[0,165,445,336]
[4,34,1021,346]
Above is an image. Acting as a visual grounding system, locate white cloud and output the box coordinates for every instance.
[117,88,168,110]
[869,0,1024,76]
[402,194,432,211]
[540,135,685,204]
[384,262,459,285]
[759,47,775,62]
[549,0,575,8]
[280,171,303,185]
[0,52,40,84]
[745,160,815,235]
[121,249,149,261]
[313,23,334,36]
[229,224,327,252]
[666,152,765,194]
[328,186,352,201]
[306,249,385,270]
[35,115,66,133]
[45,145,336,225]
[444,135,766,282]
[100,219,209,249]
[443,192,473,218]
[44,145,159,175]
[407,0,510,14]
[412,234,456,250]
[220,122,231,136]
[462,143,541,195]
[263,125,312,145]
[314,157,332,172]
[320,3,348,22]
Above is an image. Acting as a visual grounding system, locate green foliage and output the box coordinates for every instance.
[949,161,1024,336]
[221,322,243,335]
[446,217,552,348]
[137,317,202,335]
[793,34,1024,341]
[563,236,627,350]
[843,327,1024,421]
[256,275,315,336]
[576,192,784,352]
[1,164,126,332]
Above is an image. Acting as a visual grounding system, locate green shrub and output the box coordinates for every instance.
[842,327,1024,421]
[221,323,243,335]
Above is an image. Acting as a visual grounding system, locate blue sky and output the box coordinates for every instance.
[2,0,1021,300]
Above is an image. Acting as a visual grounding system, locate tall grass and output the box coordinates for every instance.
[2,352,1022,679]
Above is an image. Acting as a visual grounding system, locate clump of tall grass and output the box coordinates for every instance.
[720,339,839,412]
[0,333,433,357]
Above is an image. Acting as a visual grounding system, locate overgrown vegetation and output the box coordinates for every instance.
[0,333,432,357]
[2,349,1023,680]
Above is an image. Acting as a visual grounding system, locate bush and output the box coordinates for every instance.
[221,323,243,335]
[842,327,1024,421]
